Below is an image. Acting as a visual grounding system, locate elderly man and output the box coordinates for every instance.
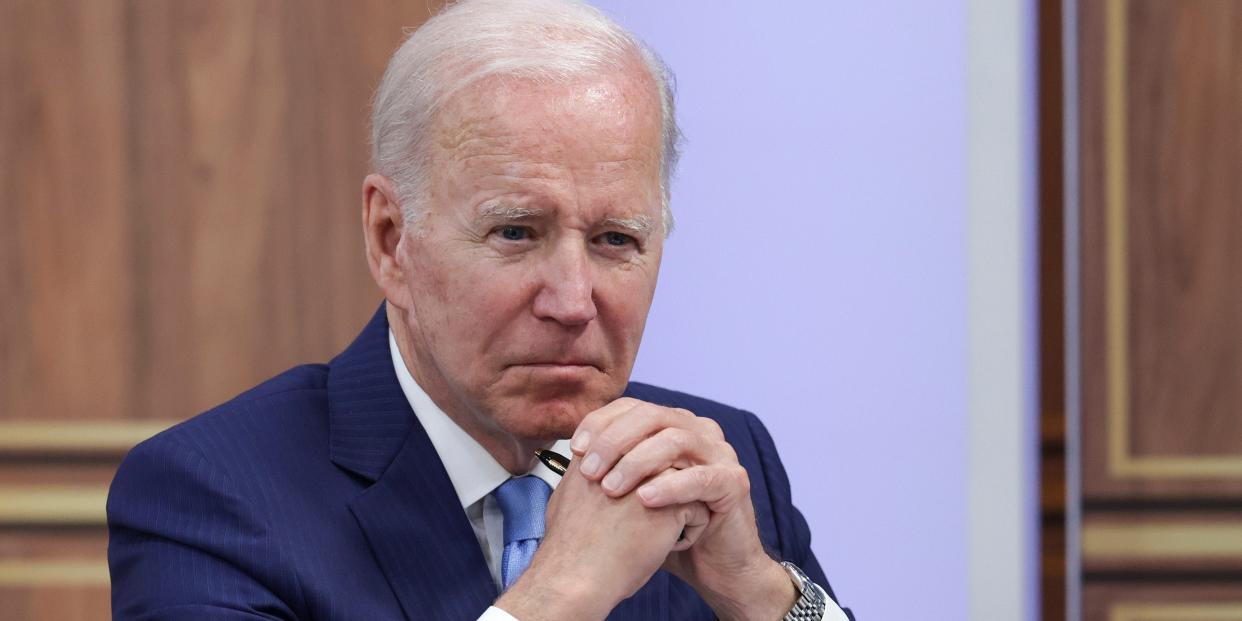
[108,1,852,619]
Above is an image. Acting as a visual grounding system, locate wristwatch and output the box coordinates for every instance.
[780,561,829,621]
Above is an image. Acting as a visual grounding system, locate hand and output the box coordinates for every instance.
[494,458,710,621]
[569,398,798,621]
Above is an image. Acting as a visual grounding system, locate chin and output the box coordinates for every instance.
[485,368,623,439]
[491,395,606,441]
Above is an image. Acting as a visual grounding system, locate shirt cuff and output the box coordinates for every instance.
[823,598,851,621]
[478,606,520,621]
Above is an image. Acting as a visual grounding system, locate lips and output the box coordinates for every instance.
[507,358,602,370]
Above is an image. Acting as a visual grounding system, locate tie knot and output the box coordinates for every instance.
[493,475,552,545]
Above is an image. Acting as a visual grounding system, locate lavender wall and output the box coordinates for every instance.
[596,2,973,618]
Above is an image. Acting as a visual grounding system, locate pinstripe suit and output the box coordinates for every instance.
[108,305,853,620]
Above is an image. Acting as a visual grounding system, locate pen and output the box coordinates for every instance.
[535,448,570,476]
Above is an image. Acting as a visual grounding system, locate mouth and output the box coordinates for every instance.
[506,359,603,373]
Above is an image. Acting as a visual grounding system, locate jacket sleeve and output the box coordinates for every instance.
[743,411,856,620]
[107,434,303,620]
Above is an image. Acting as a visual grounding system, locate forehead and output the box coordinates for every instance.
[431,68,664,176]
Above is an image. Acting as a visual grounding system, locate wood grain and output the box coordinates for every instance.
[1,0,134,423]
[1,0,445,424]
[1125,0,1242,460]
[1085,584,1242,621]
[1080,0,1242,499]
[1083,511,1242,573]
[1039,0,1066,615]
[1075,0,1242,618]
[0,2,443,618]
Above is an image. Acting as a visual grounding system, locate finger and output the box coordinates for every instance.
[600,427,722,497]
[545,453,585,507]
[569,397,643,455]
[671,502,711,552]
[579,403,696,480]
[636,464,751,513]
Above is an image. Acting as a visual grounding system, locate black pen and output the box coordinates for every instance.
[535,448,570,476]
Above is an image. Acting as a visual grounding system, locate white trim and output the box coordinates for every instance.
[966,0,1039,619]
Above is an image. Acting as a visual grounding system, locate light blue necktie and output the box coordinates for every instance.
[493,475,552,590]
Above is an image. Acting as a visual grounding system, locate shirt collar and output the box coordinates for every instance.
[388,329,570,508]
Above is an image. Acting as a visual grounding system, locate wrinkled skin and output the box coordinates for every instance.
[362,63,795,621]
[369,67,664,473]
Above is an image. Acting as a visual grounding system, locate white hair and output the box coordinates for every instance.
[370,0,681,234]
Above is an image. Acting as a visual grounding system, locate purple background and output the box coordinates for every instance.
[596,2,972,618]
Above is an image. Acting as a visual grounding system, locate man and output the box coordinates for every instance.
[107,1,853,619]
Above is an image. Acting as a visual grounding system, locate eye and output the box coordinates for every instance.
[495,225,531,241]
[599,231,635,247]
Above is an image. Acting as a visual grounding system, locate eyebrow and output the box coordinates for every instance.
[603,214,654,236]
[476,201,653,235]
[477,202,545,221]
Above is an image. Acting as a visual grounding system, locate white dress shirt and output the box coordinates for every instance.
[388,330,846,621]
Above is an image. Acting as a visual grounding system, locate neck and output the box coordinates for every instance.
[386,303,539,474]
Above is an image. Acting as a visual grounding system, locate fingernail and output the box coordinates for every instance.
[571,431,590,453]
[637,484,658,503]
[581,452,601,476]
[601,470,624,492]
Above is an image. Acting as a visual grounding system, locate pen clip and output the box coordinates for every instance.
[535,448,570,476]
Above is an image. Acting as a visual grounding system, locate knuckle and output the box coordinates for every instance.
[579,408,606,428]
[617,397,642,408]
[636,404,665,423]
[591,431,620,456]
[692,467,715,489]
[666,428,692,452]
[730,465,751,490]
[698,417,724,439]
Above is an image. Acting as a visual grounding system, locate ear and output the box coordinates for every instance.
[362,174,414,311]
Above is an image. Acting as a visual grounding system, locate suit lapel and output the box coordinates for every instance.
[329,305,497,620]
[348,430,498,620]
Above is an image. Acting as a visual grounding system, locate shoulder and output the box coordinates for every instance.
[108,362,341,542]
[143,363,330,453]
[112,363,335,503]
[107,364,335,617]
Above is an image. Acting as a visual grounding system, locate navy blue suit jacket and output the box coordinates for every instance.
[108,306,852,620]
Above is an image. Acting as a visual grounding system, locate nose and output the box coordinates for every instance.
[531,238,598,326]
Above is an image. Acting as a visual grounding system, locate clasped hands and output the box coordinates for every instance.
[496,398,796,621]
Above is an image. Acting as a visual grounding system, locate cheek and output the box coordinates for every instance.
[596,266,658,342]
[412,252,533,343]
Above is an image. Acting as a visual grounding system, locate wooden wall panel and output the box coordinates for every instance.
[1039,0,1066,616]
[1,0,446,424]
[1125,0,1242,461]
[1080,0,1242,501]
[0,2,443,618]
[1076,0,1242,618]
[1085,584,1242,621]
[1,0,134,423]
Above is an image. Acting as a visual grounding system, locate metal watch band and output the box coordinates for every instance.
[781,561,828,621]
